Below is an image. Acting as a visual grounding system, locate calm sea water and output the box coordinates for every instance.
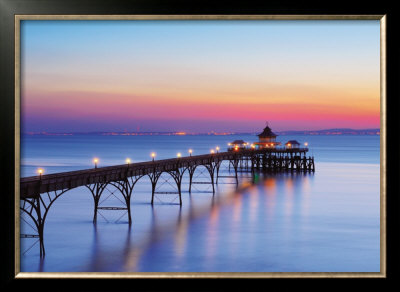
[20,134,380,272]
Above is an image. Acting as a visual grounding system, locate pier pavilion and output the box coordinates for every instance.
[285,140,300,149]
[227,139,248,151]
[253,125,282,149]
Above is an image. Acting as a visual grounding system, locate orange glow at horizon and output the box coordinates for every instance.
[22,87,379,128]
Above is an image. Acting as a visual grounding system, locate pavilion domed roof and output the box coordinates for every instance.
[285,140,300,145]
[231,139,246,145]
[257,125,277,138]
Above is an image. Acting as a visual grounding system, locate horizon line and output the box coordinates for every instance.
[22,127,381,136]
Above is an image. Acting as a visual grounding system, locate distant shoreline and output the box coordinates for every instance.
[22,128,380,136]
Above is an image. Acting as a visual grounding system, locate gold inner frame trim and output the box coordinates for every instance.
[14,14,386,279]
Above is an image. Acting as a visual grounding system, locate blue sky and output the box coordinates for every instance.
[21,20,380,132]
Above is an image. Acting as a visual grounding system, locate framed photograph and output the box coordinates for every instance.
[1,0,398,284]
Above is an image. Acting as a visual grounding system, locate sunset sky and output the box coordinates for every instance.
[21,20,380,133]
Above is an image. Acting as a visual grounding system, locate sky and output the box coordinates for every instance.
[21,20,381,133]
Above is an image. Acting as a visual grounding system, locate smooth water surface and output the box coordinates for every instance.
[20,134,380,272]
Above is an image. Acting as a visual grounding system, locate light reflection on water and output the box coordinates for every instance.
[22,163,379,272]
[20,135,380,272]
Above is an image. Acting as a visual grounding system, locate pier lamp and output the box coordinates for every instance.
[304,142,308,147]
[234,146,238,151]
[251,144,255,149]
[177,152,182,158]
[151,152,156,161]
[210,149,215,154]
[93,158,99,169]
[216,146,220,153]
[126,158,131,165]
[37,168,44,179]
[188,149,193,156]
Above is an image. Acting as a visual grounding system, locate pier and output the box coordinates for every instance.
[20,148,314,256]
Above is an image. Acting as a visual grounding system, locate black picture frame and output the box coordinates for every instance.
[1,0,399,290]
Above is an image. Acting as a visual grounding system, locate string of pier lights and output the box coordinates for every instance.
[149,147,224,162]
[89,148,214,169]
[35,148,208,177]
[35,142,309,177]
[90,142,309,167]
[90,147,223,166]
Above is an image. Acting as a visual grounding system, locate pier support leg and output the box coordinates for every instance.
[151,181,156,205]
[229,159,239,185]
[205,163,217,194]
[188,164,218,195]
[35,197,45,257]
[250,155,256,173]
[20,186,70,257]
[148,171,162,205]
[261,154,267,171]
[188,166,196,194]
[38,228,45,257]
[86,182,107,224]
[126,196,132,224]
[120,187,132,224]
[211,173,215,193]
[20,197,46,257]
[150,169,184,206]
[177,182,182,205]
[215,161,222,184]
[110,176,143,225]
[311,157,315,172]
[167,167,186,206]
[93,197,99,223]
